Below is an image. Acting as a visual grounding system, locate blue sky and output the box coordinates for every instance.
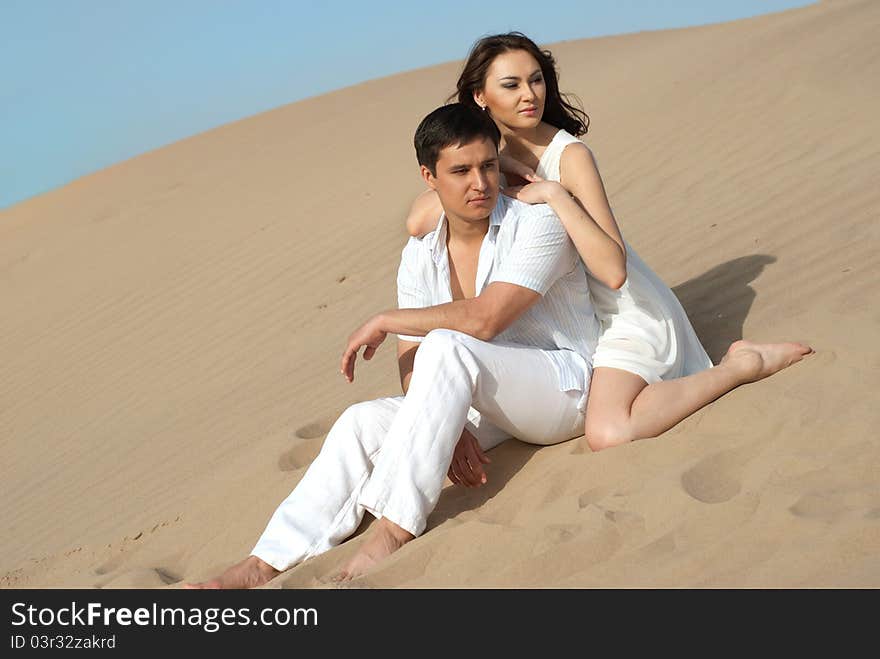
[0,1,812,209]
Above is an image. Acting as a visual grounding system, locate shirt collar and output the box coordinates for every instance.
[426,196,506,266]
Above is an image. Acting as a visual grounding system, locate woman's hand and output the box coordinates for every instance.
[502,180,565,205]
[499,154,541,186]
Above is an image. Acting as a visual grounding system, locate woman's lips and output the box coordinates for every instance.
[519,108,537,116]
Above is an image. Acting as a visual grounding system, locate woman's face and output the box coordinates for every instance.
[474,49,546,131]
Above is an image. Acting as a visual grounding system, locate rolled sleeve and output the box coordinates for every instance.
[396,238,430,343]
[491,207,577,295]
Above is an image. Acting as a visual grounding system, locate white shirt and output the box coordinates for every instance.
[396,194,600,403]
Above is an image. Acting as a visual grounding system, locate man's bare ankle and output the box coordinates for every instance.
[247,555,281,577]
[378,518,415,543]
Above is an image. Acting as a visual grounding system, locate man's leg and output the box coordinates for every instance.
[186,397,404,588]
[338,329,587,578]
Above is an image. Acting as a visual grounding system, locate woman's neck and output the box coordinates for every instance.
[499,121,556,159]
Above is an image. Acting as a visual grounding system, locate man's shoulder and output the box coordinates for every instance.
[497,195,564,231]
[399,232,437,272]
[402,230,437,253]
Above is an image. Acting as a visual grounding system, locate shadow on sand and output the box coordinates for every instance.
[672,254,777,363]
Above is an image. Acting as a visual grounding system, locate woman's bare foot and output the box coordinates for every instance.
[184,555,280,589]
[721,339,814,384]
[332,518,414,582]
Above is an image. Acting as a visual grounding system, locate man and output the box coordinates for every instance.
[187,103,600,589]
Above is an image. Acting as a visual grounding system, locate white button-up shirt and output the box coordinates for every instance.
[396,194,600,405]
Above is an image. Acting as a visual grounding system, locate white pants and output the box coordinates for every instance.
[251,329,589,571]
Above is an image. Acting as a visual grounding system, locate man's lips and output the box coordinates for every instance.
[467,196,490,204]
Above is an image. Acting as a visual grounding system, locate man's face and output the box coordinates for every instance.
[422,137,500,223]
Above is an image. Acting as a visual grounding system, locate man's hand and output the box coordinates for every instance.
[340,315,388,383]
[447,427,491,487]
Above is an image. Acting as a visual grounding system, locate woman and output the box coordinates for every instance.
[406,33,813,456]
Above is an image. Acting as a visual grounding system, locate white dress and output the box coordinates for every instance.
[535,129,713,384]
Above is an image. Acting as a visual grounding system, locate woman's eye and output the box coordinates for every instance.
[502,83,517,89]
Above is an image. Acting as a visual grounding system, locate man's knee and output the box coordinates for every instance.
[584,416,634,452]
[325,399,398,451]
[421,328,470,347]
[416,329,475,363]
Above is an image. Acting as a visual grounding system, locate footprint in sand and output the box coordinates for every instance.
[681,449,746,504]
[294,418,335,440]
[577,485,613,510]
[98,567,181,589]
[278,418,337,470]
[277,437,324,471]
[543,523,582,544]
[788,491,849,520]
[503,510,623,585]
[599,507,645,534]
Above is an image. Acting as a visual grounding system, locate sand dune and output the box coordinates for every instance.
[2,0,879,588]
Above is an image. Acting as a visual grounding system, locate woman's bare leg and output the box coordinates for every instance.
[584,340,813,451]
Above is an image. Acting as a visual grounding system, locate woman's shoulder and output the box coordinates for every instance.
[547,127,591,166]
[557,133,602,188]
[553,127,589,152]
[557,130,594,165]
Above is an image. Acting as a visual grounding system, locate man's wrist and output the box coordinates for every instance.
[373,311,392,333]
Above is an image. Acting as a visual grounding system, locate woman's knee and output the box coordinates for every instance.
[584,416,634,452]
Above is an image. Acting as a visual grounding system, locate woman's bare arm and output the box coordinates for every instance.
[504,171,626,288]
[556,143,627,288]
[405,189,444,237]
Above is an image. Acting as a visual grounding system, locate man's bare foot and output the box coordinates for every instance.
[184,555,280,589]
[721,339,814,384]
[332,518,414,582]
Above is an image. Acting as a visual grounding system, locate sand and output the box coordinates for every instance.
[2,0,878,589]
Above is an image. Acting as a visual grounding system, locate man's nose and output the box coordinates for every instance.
[470,169,488,191]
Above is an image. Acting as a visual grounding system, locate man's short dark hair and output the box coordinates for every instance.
[414,103,501,176]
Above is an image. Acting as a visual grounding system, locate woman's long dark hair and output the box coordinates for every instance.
[450,32,590,137]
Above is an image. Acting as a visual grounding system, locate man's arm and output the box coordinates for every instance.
[388,281,540,341]
[341,282,539,382]
[341,208,576,382]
